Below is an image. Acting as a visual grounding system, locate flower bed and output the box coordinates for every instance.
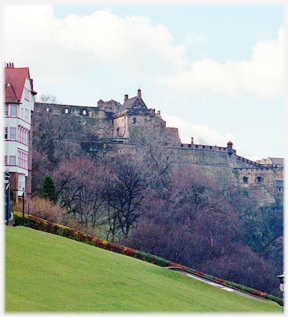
[12,212,283,306]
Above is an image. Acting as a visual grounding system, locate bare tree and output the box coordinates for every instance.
[31,147,52,195]
[102,158,147,241]
[53,157,107,227]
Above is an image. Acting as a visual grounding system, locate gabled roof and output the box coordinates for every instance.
[119,96,148,113]
[5,66,37,103]
[268,157,284,165]
[5,82,20,104]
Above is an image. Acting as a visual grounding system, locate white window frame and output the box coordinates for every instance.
[11,105,17,117]
[10,156,16,165]
[10,127,16,140]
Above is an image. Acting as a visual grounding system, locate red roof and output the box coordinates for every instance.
[5,83,19,104]
[5,67,37,103]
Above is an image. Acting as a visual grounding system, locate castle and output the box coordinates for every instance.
[35,88,284,207]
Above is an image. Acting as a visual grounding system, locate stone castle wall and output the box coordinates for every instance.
[34,101,284,206]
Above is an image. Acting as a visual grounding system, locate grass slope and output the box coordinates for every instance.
[5,226,282,313]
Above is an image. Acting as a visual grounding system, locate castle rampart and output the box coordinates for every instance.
[34,94,284,207]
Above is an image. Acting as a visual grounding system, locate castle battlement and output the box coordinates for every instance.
[34,88,283,207]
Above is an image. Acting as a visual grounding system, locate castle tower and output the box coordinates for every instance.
[227,141,234,156]
[137,88,141,99]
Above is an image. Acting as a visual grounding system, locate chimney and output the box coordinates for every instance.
[6,62,14,68]
[157,110,161,115]
[191,137,194,144]
[124,94,128,102]
[137,88,141,99]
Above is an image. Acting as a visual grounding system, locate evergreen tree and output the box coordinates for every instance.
[42,174,57,204]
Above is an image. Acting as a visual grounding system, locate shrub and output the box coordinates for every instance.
[42,174,57,204]
[13,197,67,224]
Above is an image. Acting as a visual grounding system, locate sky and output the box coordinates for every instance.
[2,1,286,161]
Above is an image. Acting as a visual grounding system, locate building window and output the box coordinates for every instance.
[83,110,87,115]
[4,105,8,116]
[133,118,136,124]
[24,88,30,101]
[256,176,263,183]
[11,105,17,117]
[4,127,8,140]
[18,149,28,169]
[25,109,29,121]
[10,128,16,140]
[18,174,25,192]
[117,127,120,136]
[10,156,16,165]
[4,156,7,165]
[243,177,248,183]
[65,108,69,114]
[21,108,24,118]
[18,127,21,142]
[46,108,50,112]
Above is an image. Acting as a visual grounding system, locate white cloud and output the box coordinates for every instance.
[161,113,234,146]
[157,26,284,98]
[184,32,207,45]
[4,5,284,100]
[249,155,259,162]
[4,5,187,83]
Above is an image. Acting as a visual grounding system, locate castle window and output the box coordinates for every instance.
[181,144,184,147]
[196,145,198,148]
[202,146,205,149]
[65,108,69,114]
[46,108,49,112]
[256,176,263,183]
[133,118,136,124]
[82,110,87,115]
[243,177,248,183]
[219,147,221,150]
[210,146,212,149]
[117,127,120,136]
[188,144,191,148]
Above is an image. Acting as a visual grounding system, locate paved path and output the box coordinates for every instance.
[169,268,267,302]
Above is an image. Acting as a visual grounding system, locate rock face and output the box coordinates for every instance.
[34,89,284,207]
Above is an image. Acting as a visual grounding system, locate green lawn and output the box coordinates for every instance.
[5,226,282,313]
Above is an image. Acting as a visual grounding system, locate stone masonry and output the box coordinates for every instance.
[34,89,284,207]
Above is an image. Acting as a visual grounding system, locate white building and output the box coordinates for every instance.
[4,62,37,200]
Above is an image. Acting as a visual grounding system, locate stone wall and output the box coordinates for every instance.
[34,102,284,206]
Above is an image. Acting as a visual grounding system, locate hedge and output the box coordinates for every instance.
[12,212,283,306]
